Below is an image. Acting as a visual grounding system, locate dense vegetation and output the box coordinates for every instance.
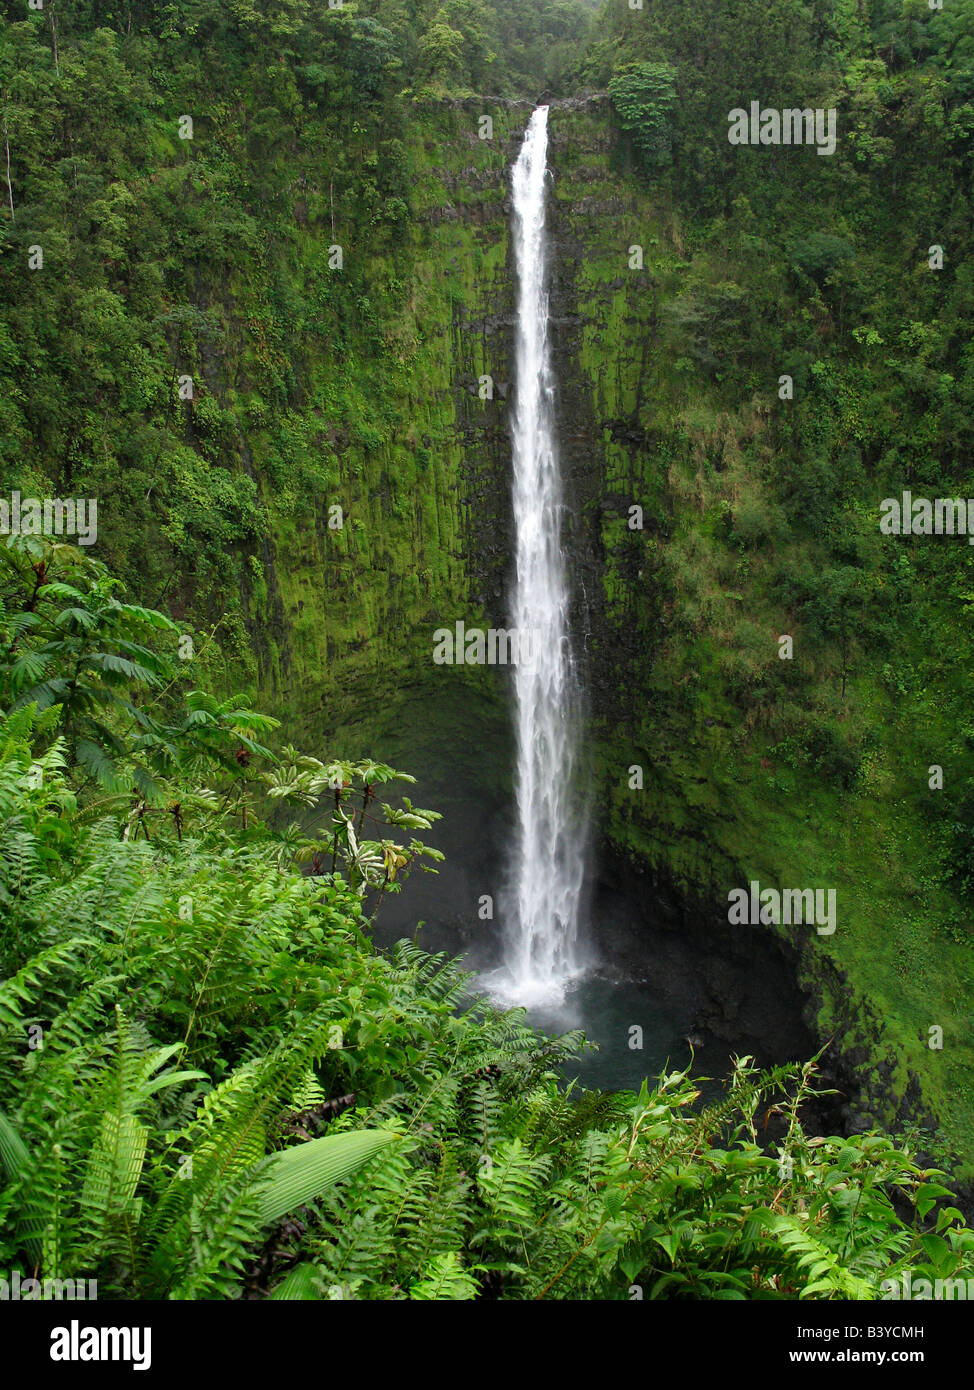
[586,0,974,1178]
[1,536,973,1299]
[2,0,974,1298]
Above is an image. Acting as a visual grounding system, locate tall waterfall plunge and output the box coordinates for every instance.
[495,105,587,1007]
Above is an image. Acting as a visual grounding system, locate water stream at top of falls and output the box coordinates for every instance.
[489,105,587,1008]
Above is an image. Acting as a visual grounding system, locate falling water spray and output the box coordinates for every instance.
[496,106,586,1006]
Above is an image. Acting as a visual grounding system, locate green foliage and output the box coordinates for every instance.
[588,0,974,1175]
[0,537,280,819]
[608,61,677,170]
[0,588,970,1299]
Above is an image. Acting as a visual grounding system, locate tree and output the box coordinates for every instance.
[608,61,677,170]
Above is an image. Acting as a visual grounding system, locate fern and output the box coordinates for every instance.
[1,640,971,1301]
[410,1251,480,1300]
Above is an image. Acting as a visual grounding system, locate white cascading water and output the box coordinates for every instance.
[496,105,585,1007]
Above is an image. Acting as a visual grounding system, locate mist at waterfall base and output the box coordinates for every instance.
[368,846,712,1097]
[368,817,815,1101]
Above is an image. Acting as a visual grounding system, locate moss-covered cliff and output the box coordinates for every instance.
[539,100,973,1181]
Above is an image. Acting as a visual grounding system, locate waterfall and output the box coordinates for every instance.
[496,105,586,1007]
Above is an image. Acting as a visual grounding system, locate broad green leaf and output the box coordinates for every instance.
[256,1130,398,1226]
